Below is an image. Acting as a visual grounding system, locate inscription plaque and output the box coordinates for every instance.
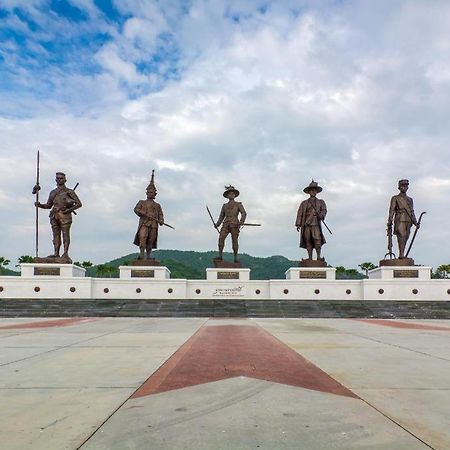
[131,269,155,278]
[212,286,244,297]
[217,271,239,280]
[393,270,419,278]
[299,271,326,279]
[34,267,60,276]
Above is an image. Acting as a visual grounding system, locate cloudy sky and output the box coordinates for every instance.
[1,0,449,269]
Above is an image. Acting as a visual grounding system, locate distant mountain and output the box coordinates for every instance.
[0,268,19,276]
[101,250,365,280]
[0,251,365,279]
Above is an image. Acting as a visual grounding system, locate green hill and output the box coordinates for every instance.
[0,267,19,276]
[0,250,365,279]
[97,250,365,280]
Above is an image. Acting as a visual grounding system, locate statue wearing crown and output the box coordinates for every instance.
[133,170,165,261]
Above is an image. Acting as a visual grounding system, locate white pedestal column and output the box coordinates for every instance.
[368,266,432,280]
[20,263,86,277]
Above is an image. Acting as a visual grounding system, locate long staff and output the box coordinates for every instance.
[32,151,40,257]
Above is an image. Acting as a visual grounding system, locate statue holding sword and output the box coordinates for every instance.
[133,170,173,261]
[296,180,330,265]
[207,185,260,266]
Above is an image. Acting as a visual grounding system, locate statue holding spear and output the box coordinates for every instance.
[33,159,82,264]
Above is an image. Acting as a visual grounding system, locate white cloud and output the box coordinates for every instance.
[1,1,450,268]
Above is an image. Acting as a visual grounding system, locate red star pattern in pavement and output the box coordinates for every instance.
[132,323,357,399]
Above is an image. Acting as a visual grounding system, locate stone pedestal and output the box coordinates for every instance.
[379,258,414,267]
[130,259,162,266]
[206,268,250,281]
[368,266,431,280]
[213,258,242,269]
[285,267,336,280]
[119,265,170,279]
[20,263,85,277]
[298,259,328,268]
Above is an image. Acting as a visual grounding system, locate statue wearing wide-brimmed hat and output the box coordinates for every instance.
[213,185,247,265]
[295,180,329,265]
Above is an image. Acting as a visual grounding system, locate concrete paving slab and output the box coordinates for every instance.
[0,387,134,450]
[81,378,429,450]
[1,317,449,450]
[256,318,450,450]
[357,388,450,450]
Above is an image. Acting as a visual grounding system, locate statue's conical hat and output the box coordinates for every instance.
[146,170,157,193]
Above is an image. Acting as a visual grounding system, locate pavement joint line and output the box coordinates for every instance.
[351,387,450,391]
[0,386,138,389]
[358,397,436,450]
[0,321,149,368]
[75,318,209,450]
[340,330,450,363]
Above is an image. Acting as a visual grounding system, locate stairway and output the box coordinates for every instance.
[1,299,450,318]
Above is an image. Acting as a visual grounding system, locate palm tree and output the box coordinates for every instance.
[16,255,34,266]
[436,264,450,279]
[358,262,377,277]
[0,257,11,274]
[74,261,93,269]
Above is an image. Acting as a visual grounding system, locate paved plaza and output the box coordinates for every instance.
[1,316,449,449]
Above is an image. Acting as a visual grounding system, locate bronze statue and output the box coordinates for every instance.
[213,185,247,264]
[296,180,329,265]
[33,172,82,263]
[133,170,165,260]
[384,179,425,264]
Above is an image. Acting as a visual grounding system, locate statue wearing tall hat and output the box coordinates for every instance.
[215,185,247,264]
[296,180,328,265]
[382,179,425,265]
[133,170,164,261]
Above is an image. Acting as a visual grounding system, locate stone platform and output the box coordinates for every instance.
[1,264,449,301]
[1,317,450,450]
